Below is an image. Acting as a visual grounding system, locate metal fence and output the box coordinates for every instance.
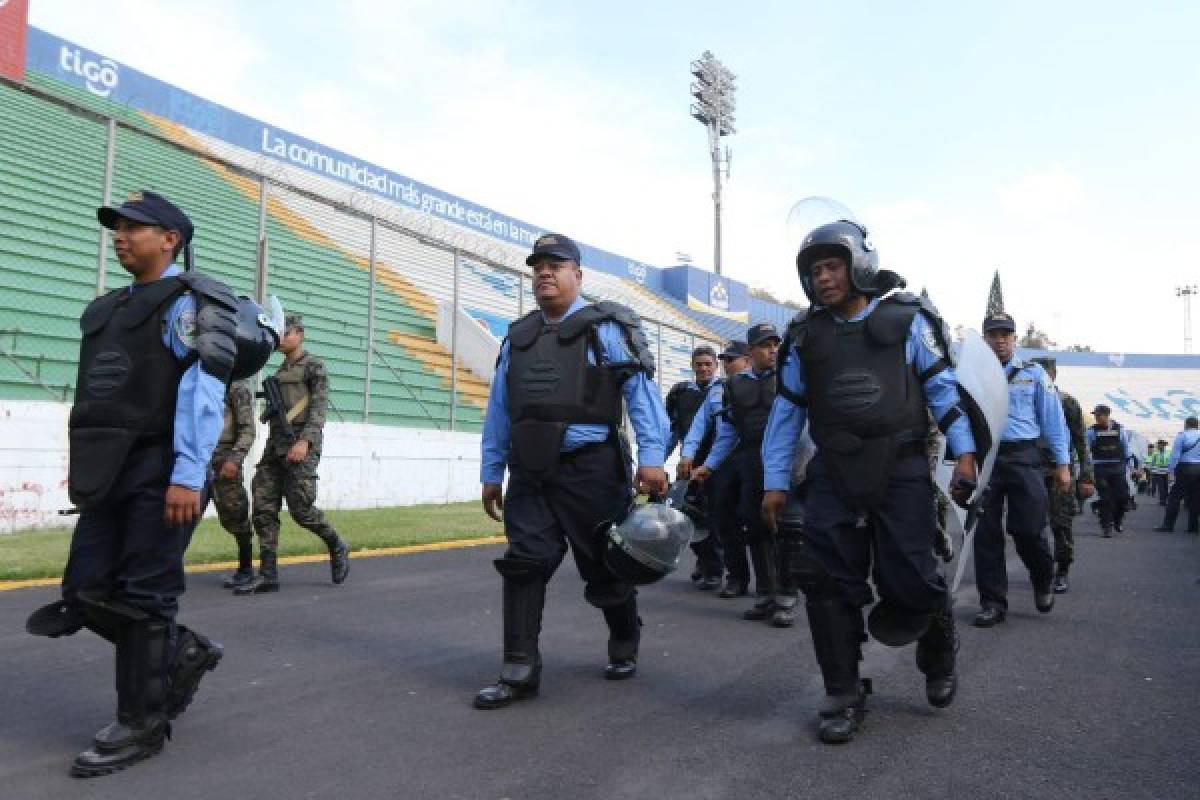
[0,77,722,431]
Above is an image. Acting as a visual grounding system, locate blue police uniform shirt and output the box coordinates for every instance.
[1002,357,1070,464]
[666,378,716,457]
[135,264,226,491]
[680,380,724,460]
[761,296,977,492]
[480,296,669,485]
[1085,422,1132,466]
[703,367,774,471]
[1167,429,1200,472]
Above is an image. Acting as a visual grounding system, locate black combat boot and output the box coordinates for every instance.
[742,539,778,621]
[718,575,749,598]
[72,618,171,778]
[475,559,545,709]
[602,596,641,680]
[1053,564,1070,594]
[806,597,870,744]
[167,626,223,719]
[328,536,350,584]
[915,607,958,708]
[235,550,280,595]
[223,536,256,589]
[770,593,798,628]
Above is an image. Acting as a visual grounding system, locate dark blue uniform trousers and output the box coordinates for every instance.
[62,442,204,621]
[502,443,634,608]
[974,446,1055,611]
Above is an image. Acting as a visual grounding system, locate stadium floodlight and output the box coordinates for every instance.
[1177,284,1198,353]
[690,50,736,275]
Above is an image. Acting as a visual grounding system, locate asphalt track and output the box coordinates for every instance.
[1,501,1197,799]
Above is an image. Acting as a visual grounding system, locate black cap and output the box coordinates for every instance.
[982,312,1016,333]
[97,190,194,244]
[747,322,781,347]
[719,340,749,360]
[525,232,581,266]
[1093,404,1111,415]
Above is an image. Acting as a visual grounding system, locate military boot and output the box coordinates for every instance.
[770,593,798,628]
[1053,564,1070,594]
[72,618,171,778]
[475,559,546,709]
[328,536,350,585]
[602,596,641,680]
[167,626,223,720]
[223,536,256,589]
[235,551,280,595]
[915,607,958,708]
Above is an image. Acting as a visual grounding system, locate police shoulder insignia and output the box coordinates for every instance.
[920,326,944,357]
[174,307,197,348]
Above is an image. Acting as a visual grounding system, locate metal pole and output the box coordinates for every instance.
[255,176,269,302]
[364,216,378,421]
[710,122,722,276]
[450,250,461,430]
[95,117,116,295]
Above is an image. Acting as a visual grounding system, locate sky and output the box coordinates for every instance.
[28,0,1200,354]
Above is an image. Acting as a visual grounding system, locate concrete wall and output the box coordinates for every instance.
[0,401,484,533]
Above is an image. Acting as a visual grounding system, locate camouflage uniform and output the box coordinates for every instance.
[927,418,952,561]
[211,381,256,585]
[240,322,348,593]
[1042,390,1091,573]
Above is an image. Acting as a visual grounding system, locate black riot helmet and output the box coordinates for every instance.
[229,295,284,380]
[795,220,882,304]
[602,482,696,585]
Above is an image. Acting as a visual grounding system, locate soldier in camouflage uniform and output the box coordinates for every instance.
[237,314,350,594]
[212,380,257,590]
[927,418,953,563]
[1031,357,1094,594]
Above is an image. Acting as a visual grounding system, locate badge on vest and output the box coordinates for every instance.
[174,307,197,348]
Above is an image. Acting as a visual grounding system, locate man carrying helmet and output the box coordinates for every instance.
[761,217,979,744]
[475,233,669,710]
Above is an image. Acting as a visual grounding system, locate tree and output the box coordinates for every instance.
[986,270,1005,317]
[1018,322,1056,350]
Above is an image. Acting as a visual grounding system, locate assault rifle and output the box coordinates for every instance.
[258,376,296,446]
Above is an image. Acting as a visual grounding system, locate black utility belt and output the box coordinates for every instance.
[559,441,612,460]
[998,439,1038,455]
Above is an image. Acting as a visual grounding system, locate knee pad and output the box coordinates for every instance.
[493,557,547,583]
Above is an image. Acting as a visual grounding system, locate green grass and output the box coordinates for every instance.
[0,502,503,582]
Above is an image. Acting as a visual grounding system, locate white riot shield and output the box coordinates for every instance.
[1127,429,1150,494]
[932,329,1009,592]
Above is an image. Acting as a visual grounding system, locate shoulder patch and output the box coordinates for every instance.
[920,325,944,358]
[174,305,197,348]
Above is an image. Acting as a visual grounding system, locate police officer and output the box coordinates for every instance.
[212,379,257,590]
[474,233,669,710]
[1154,416,1200,533]
[693,323,792,626]
[665,345,723,589]
[1030,357,1094,594]
[1148,440,1170,503]
[25,191,276,776]
[679,341,751,597]
[761,220,977,744]
[238,314,350,593]
[1086,404,1133,538]
[973,313,1070,627]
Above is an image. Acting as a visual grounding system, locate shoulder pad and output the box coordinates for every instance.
[178,271,238,311]
[506,310,543,350]
[912,298,954,364]
[560,301,654,377]
[79,287,126,335]
[784,308,811,351]
[865,295,920,347]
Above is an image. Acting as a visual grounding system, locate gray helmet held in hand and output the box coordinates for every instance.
[603,482,696,585]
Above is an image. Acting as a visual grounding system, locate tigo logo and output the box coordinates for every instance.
[59,46,119,97]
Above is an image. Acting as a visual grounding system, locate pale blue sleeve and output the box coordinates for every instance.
[907,315,975,456]
[703,411,739,471]
[1168,433,1183,472]
[1033,366,1070,464]
[480,340,511,484]
[762,344,808,491]
[680,386,718,459]
[162,294,224,490]
[598,321,668,468]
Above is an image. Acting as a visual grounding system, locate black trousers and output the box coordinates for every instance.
[800,452,948,615]
[711,453,749,584]
[1161,465,1200,531]
[62,442,204,621]
[502,444,634,608]
[1151,473,1169,502]
[690,481,724,578]
[1093,464,1131,530]
[974,446,1054,611]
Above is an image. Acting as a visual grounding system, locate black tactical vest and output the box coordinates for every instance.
[667,382,707,438]
[505,306,625,475]
[69,277,190,507]
[790,295,930,508]
[1090,422,1124,461]
[726,371,776,447]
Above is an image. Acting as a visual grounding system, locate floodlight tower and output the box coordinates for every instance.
[1177,284,1198,353]
[690,51,736,276]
